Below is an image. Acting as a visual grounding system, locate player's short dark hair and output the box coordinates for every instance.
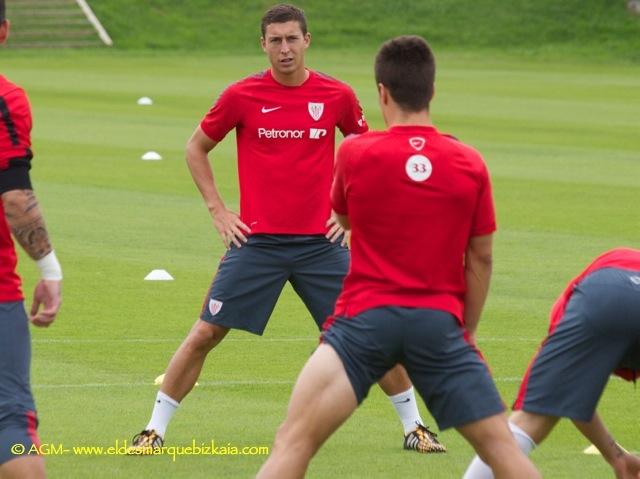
[0,0,5,23]
[261,3,307,37]
[374,35,435,112]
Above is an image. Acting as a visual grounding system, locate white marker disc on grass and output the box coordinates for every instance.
[144,269,173,281]
[141,151,162,161]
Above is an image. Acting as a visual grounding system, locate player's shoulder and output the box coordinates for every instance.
[437,131,487,168]
[339,130,387,157]
[310,70,356,93]
[0,75,27,101]
[311,70,345,86]
[237,70,270,85]
[439,132,481,157]
[220,70,270,95]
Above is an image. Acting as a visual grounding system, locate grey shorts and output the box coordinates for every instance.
[0,301,40,465]
[322,307,505,430]
[200,234,349,335]
[514,267,640,421]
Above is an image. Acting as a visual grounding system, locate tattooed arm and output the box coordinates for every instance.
[1,188,62,327]
[2,189,52,259]
[573,413,640,479]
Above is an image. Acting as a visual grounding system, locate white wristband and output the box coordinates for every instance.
[36,250,63,280]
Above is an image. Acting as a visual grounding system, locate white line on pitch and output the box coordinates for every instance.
[32,337,538,344]
[32,377,523,389]
[32,380,295,389]
[32,338,317,344]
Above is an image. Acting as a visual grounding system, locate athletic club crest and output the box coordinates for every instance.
[409,137,426,151]
[308,102,324,121]
[208,299,223,316]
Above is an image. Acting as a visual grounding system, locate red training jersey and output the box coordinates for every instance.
[548,248,640,381]
[0,75,33,302]
[200,69,367,235]
[330,125,496,323]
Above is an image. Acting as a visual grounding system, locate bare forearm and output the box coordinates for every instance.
[185,128,227,214]
[464,263,491,335]
[573,413,625,466]
[463,235,493,336]
[2,189,52,260]
[186,151,226,213]
[184,127,249,248]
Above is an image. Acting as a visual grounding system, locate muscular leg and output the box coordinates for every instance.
[257,344,359,479]
[509,410,559,444]
[463,411,555,478]
[290,245,423,440]
[0,456,45,479]
[160,319,229,401]
[378,364,411,395]
[458,413,541,479]
[0,305,43,476]
[136,320,230,441]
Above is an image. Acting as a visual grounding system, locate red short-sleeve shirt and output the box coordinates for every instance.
[331,125,496,322]
[200,69,367,235]
[0,75,33,302]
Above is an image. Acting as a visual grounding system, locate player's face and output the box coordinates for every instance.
[261,21,310,79]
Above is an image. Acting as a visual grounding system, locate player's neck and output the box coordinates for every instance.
[271,67,310,87]
[385,109,433,128]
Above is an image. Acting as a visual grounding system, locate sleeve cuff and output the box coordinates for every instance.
[0,161,32,194]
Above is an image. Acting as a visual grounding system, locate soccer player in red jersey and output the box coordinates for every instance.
[464,248,640,479]
[256,35,540,478]
[0,4,63,479]
[131,4,444,454]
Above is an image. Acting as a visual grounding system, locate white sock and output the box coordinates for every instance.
[462,420,536,479]
[508,421,536,454]
[388,386,424,435]
[145,391,179,438]
[463,455,495,479]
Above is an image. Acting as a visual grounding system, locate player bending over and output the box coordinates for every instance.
[464,248,640,479]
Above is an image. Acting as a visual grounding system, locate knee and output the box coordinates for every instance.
[272,422,315,458]
[476,434,522,467]
[0,454,46,479]
[185,322,227,354]
[272,422,294,451]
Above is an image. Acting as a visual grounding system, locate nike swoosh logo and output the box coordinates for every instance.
[261,106,282,113]
[394,398,411,404]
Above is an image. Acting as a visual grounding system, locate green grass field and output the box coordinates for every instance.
[2,47,639,478]
[86,0,640,62]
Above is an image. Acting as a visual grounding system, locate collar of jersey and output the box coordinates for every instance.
[267,68,314,89]
[388,124,437,134]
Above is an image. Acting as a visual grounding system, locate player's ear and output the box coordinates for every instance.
[377,83,388,105]
[0,20,10,44]
[260,36,266,52]
[304,32,311,48]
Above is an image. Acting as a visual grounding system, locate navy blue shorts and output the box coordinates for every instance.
[515,267,640,421]
[322,307,505,430]
[0,302,40,465]
[0,410,40,465]
[200,235,349,335]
